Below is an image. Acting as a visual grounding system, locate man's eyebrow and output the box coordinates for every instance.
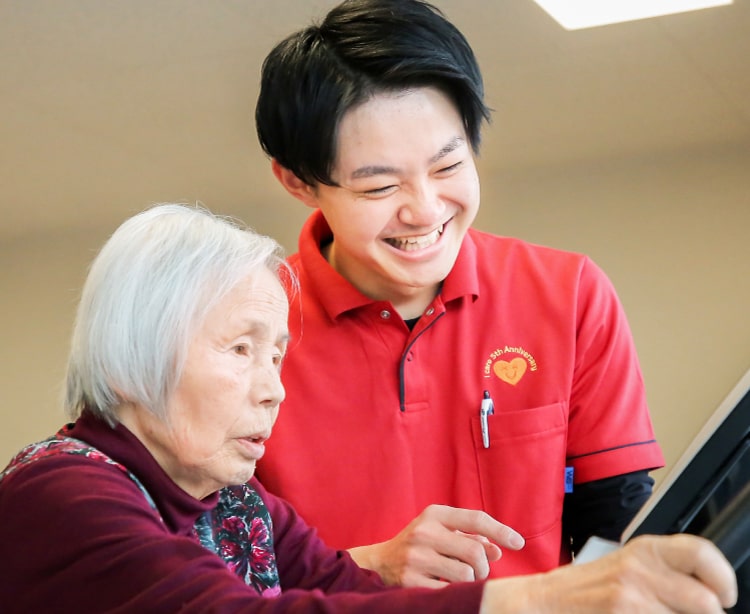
[429,136,465,165]
[347,136,466,181]
[350,165,398,180]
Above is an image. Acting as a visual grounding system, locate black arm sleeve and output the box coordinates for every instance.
[562,469,654,555]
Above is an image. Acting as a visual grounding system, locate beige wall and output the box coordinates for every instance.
[2,143,749,487]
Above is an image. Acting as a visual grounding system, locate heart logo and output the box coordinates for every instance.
[493,357,527,385]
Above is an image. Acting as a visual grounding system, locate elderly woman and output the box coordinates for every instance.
[0,204,737,612]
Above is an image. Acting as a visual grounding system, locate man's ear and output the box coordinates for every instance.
[271,159,318,209]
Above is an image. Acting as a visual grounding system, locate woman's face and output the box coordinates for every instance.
[122,267,289,500]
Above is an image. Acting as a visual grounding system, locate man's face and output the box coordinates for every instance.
[310,86,481,316]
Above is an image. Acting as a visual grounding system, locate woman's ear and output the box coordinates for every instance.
[271,159,319,209]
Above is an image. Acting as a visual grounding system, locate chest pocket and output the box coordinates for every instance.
[471,402,567,539]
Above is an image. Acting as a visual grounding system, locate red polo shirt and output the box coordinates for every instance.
[257,210,664,577]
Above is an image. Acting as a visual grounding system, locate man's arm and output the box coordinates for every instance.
[563,469,654,554]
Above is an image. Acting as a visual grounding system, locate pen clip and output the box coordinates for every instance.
[480,390,495,449]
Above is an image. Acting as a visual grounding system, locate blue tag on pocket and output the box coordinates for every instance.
[564,466,574,493]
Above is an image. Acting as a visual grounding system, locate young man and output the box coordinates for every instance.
[254,0,665,588]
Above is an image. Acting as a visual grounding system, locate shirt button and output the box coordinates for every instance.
[425,307,435,316]
[380,310,391,320]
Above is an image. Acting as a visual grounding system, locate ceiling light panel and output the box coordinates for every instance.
[533,0,733,30]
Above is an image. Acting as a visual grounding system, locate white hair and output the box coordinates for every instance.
[65,203,292,425]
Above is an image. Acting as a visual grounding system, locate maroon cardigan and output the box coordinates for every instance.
[0,412,484,612]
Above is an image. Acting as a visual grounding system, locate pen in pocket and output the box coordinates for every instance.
[480,390,494,448]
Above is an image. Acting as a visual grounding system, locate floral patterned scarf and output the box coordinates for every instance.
[0,428,282,597]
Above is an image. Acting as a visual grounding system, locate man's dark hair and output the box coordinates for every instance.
[255,0,490,186]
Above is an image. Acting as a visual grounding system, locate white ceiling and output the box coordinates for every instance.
[1,0,748,244]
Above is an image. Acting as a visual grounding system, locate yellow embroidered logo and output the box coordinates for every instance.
[483,346,537,386]
[493,357,527,385]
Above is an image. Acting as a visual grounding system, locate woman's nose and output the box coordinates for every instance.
[253,364,286,409]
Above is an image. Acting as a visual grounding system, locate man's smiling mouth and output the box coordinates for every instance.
[385,223,444,252]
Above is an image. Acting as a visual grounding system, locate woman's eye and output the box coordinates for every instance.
[233,344,249,355]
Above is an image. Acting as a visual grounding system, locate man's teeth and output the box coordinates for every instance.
[388,224,444,251]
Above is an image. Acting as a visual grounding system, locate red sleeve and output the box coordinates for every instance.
[566,257,665,482]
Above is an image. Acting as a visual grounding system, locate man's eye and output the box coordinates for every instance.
[437,161,462,174]
[364,185,397,196]
[233,345,249,355]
